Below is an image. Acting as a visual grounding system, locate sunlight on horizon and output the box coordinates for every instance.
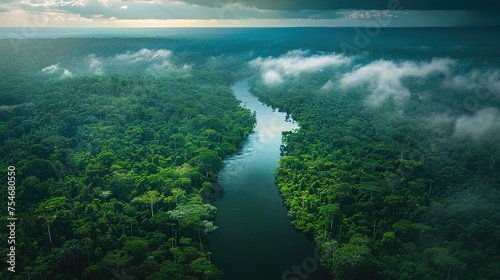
[0,8,497,28]
[0,14,388,28]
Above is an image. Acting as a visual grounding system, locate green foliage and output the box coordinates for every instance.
[2,34,499,280]
[132,190,165,217]
[0,38,255,280]
[249,68,500,279]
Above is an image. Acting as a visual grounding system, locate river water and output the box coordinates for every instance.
[210,80,331,280]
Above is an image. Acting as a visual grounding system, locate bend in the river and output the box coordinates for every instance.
[210,79,331,280]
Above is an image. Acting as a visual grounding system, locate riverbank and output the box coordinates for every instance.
[210,80,331,280]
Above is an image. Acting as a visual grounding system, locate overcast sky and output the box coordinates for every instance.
[0,0,499,27]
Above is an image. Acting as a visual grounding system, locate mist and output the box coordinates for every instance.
[41,64,73,78]
[249,49,500,147]
[249,50,351,85]
[41,48,190,78]
[444,69,500,100]
[340,58,455,107]
[454,107,500,142]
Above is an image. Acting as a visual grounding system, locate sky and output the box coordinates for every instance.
[0,0,499,27]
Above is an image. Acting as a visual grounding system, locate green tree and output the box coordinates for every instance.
[132,190,165,217]
[36,197,72,245]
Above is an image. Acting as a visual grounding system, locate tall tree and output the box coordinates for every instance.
[132,190,165,217]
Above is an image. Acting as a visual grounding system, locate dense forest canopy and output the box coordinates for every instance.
[1,27,500,279]
[248,43,500,279]
[0,37,256,280]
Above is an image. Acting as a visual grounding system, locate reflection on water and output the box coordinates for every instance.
[233,80,298,142]
[210,80,330,280]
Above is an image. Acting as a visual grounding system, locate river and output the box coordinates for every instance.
[210,80,331,280]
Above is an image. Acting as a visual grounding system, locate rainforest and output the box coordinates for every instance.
[0,27,499,280]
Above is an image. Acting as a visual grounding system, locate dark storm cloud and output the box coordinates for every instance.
[177,0,500,11]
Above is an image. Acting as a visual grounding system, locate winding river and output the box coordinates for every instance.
[210,80,330,280]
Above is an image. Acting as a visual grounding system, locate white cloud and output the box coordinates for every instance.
[262,70,283,85]
[22,0,85,7]
[250,49,351,85]
[340,58,455,107]
[98,0,111,7]
[41,48,188,78]
[445,69,500,100]
[321,79,335,91]
[0,1,493,28]
[112,49,181,75]
[454,108,500,142]
[86,54,104,75]
[336,9,399,20]
[41,63,72,78]
[62,68,73,78]
[42,64,59,74]
[114,48,172,63]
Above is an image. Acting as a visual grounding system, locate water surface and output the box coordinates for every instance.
[210,80,331,280]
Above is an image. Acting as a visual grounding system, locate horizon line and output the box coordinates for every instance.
[1,25,499,29]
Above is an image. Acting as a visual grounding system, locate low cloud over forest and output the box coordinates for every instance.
[339,58,454,107]
[41,48,191,78]
[251,50,500,143]
[249,50,351,85]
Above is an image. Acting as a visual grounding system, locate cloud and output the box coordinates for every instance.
[98,0,111,7]
[262,70,283,85]
[445,69,500,99]
[340,58,455,107]
[41,63,73,78]
[454,108,500,142]
[14,0,281,21]
[41,48,188,77]
[42,64,59,74]
[86,54,104,75]
[115,48,172,62]
[429,113,455,126]
[423,112,457,138]
[321,79,335,90]
[175,0,499,11]
[113,49,184,74]
[250,49,351,85]
[62,68,73,78]
[1,0,498,28]
[21,0,85,7]
[335,9,399,20]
